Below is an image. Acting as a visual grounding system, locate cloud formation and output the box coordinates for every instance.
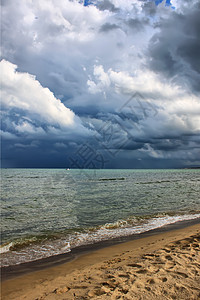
[1,0,200,168]
[148,0,200,92]
[1,60,75,127]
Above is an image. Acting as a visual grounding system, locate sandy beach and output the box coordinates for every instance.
[1,223,200,300]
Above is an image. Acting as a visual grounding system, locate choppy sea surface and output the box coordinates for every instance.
[1,168,200,267]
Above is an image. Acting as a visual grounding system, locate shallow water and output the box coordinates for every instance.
[1,168,200,266]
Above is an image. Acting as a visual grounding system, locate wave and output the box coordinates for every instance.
[1,213,200,267]
[0,242,13,254]
[0,238,71,267]
[99,178,125,181]
[69,213,200,248]
[135,180,176,184]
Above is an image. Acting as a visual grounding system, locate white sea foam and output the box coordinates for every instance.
[0,242,13,254]
[61,242,71,252]
[68,213,200,248]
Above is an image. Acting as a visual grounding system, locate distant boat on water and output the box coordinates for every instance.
[66,168,70,170]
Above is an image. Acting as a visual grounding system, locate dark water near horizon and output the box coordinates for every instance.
[1,168,200,267]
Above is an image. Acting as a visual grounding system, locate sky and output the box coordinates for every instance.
[1,0,200,169]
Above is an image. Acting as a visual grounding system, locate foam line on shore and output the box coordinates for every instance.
[1,217,200,281]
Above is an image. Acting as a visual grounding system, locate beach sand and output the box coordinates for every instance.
[1,223,200,300]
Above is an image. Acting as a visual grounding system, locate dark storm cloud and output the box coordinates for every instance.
[125,17,149,32]
[100,22,120,32]
[148,1,200,92]
[142,1,157,16]
[177,40,200,74]
[97,0,119,12]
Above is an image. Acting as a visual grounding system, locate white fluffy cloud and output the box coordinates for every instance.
[0,59,91,139]
[1,59,76,128]
[87,64,200,135]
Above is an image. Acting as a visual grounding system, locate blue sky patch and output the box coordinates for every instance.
[84,0,93,6]
[155,0,175,9]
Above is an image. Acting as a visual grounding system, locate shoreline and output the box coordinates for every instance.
[1,220,200,299]
[1,217,200,281]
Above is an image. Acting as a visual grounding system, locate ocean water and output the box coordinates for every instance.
[1,168,200,267]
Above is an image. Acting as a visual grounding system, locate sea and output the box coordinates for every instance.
[1,168,200,268]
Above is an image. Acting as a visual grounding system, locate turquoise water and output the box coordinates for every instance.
[1,169,200,266]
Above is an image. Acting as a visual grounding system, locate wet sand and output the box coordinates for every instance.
[1,223,200,299]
